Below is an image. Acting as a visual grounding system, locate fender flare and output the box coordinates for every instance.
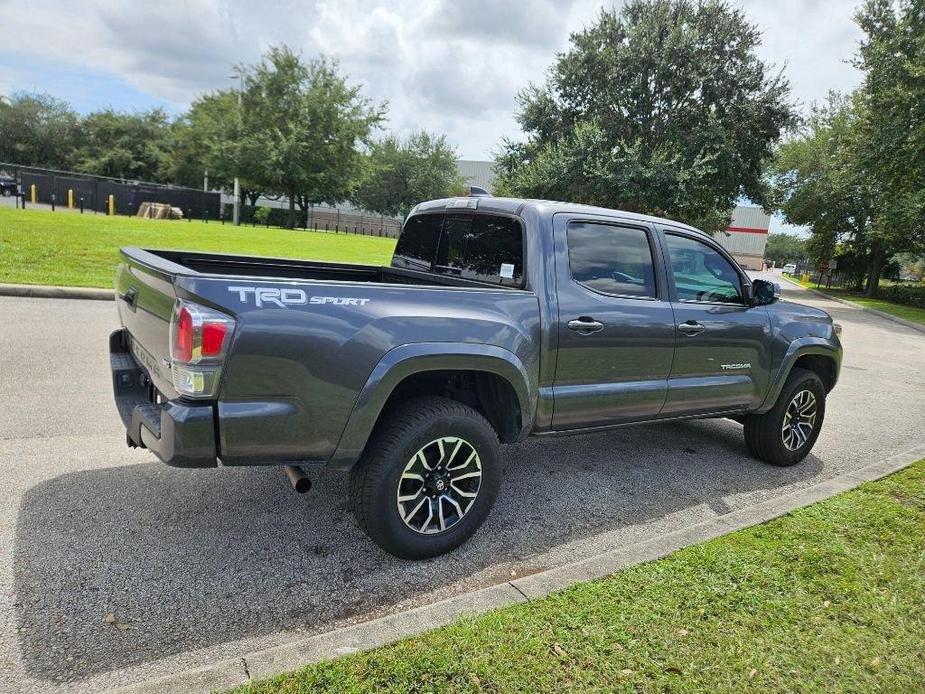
[756,338,842,413]
[327,342,535,469]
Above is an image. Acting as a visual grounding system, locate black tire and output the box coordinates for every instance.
[744,367,826,466]
[350,396,501,559]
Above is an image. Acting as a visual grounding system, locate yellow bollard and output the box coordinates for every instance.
[801,273,810,284]
[108,194,115,216]
[30,184,37,204]
[68,189,74,209]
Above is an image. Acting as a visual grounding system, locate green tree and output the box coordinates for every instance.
[0,91,79,169]
[167,91,263,204]
[240,46,385,225]
[769,94,873,272]
[770,1,925,295]
[352,131,464,217]
[764,232,807,266]
[851,0,925,293]
[75,108,173,181]
[495,0,795,232]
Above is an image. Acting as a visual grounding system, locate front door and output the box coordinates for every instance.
[659,230,772,415]
[552,216,676,429]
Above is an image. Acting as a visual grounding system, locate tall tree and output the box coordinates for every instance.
[852,0,925,293]
[495,0,795,232]
[770,1,925,295]
[240,46,385,224]
[769,94,874,273]
[0,91,79,169]
[167,91,263,203]
[75,108,173,181]
[764,232,807,266]
[352,131,464,217]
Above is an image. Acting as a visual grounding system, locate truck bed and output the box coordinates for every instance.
[113,245,540,468]
[151,248,525,290]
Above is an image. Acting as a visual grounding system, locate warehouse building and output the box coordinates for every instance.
[457,160,496,191]
[715,206,771,270]
[456,161,770,269]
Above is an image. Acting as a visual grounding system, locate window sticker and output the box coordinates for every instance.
[500,263,514,279]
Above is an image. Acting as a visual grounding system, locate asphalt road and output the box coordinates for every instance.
[1,276,924,692]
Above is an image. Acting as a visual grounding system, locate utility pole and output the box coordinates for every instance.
[231,72,244,226]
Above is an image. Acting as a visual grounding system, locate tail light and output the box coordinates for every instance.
[169,300,235,398]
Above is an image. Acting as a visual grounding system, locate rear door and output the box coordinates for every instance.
[551,215,675,429]
[658,229,771,415]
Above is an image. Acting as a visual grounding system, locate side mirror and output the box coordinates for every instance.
[751,279,780,306]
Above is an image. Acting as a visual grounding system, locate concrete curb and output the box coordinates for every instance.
[0,283,113,301]
[789,280,925,335]
[108,442,925,694]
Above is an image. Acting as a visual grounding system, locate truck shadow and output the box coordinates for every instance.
[14,418,822,683]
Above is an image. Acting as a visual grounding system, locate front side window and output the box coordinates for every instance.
[567,222,657,298]
[664,233,743,304]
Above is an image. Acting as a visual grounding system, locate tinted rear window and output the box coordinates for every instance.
[391,214,442,272]
[392,212,524,287]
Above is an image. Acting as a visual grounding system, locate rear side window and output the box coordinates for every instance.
[567,222,657,298]
[393,212,524,287]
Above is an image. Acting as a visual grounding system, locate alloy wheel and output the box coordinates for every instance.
[781,389,817,451]
[396,436,482,534]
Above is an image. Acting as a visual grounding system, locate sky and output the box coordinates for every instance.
[0,0,865,233]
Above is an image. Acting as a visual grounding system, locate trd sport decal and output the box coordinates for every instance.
[228,286,371,308]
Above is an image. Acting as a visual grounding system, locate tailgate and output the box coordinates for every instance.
[115,248,183,398]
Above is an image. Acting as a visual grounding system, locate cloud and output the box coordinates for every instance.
[0,0,865,158]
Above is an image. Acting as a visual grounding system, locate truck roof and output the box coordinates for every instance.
[411,196,708,237]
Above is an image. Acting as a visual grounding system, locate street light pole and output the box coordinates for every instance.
[231,73,243,226]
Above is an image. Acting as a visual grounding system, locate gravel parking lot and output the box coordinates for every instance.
[1,277,923,692]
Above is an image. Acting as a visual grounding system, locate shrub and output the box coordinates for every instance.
[253,206,271,225]
[877,283,925,309]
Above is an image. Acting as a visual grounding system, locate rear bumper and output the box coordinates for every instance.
[110,329,218,467]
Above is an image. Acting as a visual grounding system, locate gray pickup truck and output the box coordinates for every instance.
[110,195,842,558]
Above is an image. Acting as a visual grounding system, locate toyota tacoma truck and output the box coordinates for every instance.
[110,195,842,559]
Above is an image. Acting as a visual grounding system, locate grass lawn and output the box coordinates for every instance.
[780,273,810,288]
[238,460,925,693]
[0,207,396,288]
[780,274,925,326]
[814,287,925,327]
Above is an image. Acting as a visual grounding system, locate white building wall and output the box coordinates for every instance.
[715,205,771,269]
[456,160,496,191]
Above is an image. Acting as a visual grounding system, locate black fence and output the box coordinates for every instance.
[1,163,220,219]
[225,203,402,238]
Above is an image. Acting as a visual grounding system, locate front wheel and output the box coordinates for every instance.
[350,397,501,559]
[744,368,826,466]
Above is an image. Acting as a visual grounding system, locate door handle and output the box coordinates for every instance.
[567,317,604,334]
[677,320,706,336]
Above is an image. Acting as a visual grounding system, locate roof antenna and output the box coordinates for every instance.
[468,186,492,197]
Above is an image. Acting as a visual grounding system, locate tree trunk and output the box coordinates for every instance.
[287,191,296,228]
[865,243,885,297]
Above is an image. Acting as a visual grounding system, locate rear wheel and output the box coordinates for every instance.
[350,397,501,559]
[744,368,826,466]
